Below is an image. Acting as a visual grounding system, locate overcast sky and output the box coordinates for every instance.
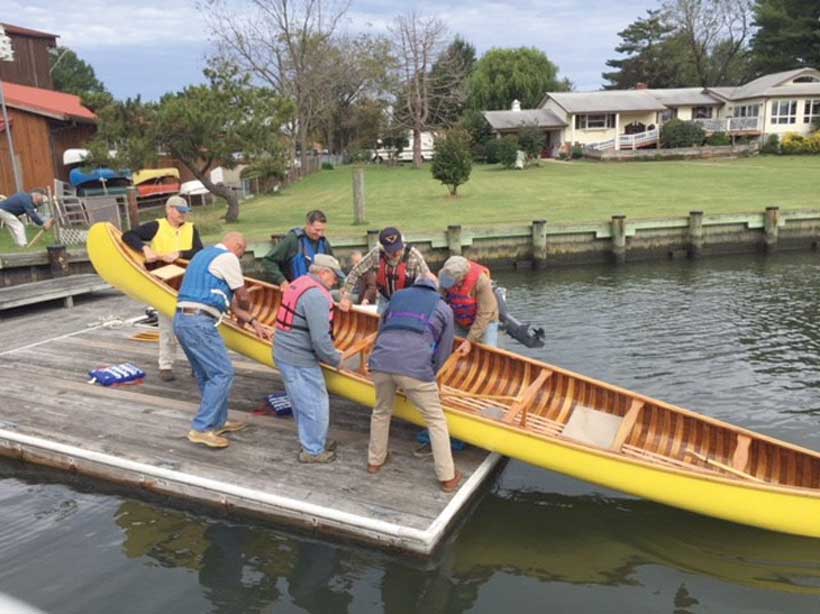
[7,0,659,100]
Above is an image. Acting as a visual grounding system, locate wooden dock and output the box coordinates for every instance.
[0,292,502,555]
[0,274,110,310]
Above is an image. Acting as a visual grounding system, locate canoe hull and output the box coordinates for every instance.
[86,222,820,539]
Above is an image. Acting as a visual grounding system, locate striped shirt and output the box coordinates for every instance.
[342,246,430,299]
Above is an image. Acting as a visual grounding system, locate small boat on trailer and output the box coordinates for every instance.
[87,222,820,539]
[133,168,181,200]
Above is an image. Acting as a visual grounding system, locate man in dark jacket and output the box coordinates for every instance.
[0,190,54,247]
[366,275,464,493]
[262,210,333,291]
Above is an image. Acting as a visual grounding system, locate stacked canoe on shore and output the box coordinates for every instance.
[87,222,820,539]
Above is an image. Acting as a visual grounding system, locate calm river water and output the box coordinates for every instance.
[4,252,820,613]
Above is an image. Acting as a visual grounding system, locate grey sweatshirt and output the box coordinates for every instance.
[274,276,342,368]
[368,278,455,382]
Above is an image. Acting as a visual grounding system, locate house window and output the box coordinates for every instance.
[660,108,678,122]
[794,76,820,83]
[771,100,797,124]
[692,106,714,119]
[804,100,820,124]
[574,114,616,129]
[732,104,760,118]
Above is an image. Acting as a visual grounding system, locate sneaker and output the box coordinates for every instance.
[298,449,337,464]
[367,451,391,474]
[325,439,338,452]
[159,369,176,382]
[216,420,247,435]
[440,470,463,493]
[187,429,229,448]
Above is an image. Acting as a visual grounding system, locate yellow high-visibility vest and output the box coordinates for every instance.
[150,218,194,255]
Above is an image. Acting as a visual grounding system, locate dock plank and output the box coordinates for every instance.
[0,274,111,310]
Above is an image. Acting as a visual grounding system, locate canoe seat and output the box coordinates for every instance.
[561,405,623,449]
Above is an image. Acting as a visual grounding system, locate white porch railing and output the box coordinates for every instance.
[588,128,659,151]
[692,116,763,133]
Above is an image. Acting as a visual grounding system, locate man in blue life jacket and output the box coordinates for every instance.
[175,231,271,449]
[0,189,55,247]
[366,274,465,493]
[274,254,345,463]
[262,210,333,292]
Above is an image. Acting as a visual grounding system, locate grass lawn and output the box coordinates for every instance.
[1,155,818,252]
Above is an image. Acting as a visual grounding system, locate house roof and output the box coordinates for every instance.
[483,108,567,130]
[546,90,667,114]
[644,88,721,106]
[1,81,96,123]
[706,67,820,101]
[0,23,59,40]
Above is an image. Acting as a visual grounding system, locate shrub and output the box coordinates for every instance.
[496,135,520,168]
[484,139,500,164]
[431,128,473,195]
[781,132,808,154]
[321,162,335,170]
[660,119,705,148]
[705,132,731,146]
[808,132,820,154]
[761,134,780,154]
[518,125,546,163]
[571,142,584,159]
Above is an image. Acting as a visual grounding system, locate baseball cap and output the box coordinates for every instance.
[166,195,192,213]
[378,227,404,255]
[439,271,458,289]
[313,254,345,280]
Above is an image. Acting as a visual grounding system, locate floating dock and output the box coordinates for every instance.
[0,292,503,555]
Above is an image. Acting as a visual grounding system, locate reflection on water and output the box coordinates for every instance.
[4,252,820,612]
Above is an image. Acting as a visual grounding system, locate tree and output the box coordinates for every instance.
[431,128,472,196]
[468,47,571,111]
[496,135,519,168]
[391,12,463,168]
[663,0,754,86]
[750,0,820,75]
[88,62,293,222]
[205,0,351,172]
[50,47,107,96]
[602,10,692,89]
[428,36,477,127]
[518,125,546,163]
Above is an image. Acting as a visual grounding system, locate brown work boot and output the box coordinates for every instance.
[159,369,176,382]
[440,470,463,493]
[187,429,230,449]
[216,420,247,435]
[367,451,392,474]
[298,449,337,464]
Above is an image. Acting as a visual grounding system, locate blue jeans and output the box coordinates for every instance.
[174,312,234,432]
[278,361,330,455]
[455,321,499,347]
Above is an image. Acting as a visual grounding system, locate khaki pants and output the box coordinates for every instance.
[158,313,177,370]
[0,209,27,247]
[370,372,455,481]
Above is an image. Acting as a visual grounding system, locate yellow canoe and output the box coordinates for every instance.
[132,167,181,185]
[87,222,820,539]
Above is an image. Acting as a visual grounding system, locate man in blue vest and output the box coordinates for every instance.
[366,274,464,493]
[175,232,271,449]
[0,189,54,247]
[262,210,333,292]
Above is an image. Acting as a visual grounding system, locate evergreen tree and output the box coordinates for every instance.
[750,0,820,75]
[431,128,472,195]
[50,47,107,96]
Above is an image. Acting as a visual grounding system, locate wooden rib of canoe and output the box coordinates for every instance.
[87,222,820,539]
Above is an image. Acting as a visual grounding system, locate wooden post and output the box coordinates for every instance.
[352,166,366,225]
[447,225,462,256]
[687,210,704,259]
[531,219,547,269]
[47,244,69,278]
[611,215,627,264]
[764,206,779,252]
[126,187,139,231]
[366,229,380,251]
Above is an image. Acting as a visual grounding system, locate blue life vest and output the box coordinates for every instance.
[382,284,441,335]
[288,227,330,280]
[177,246,235,313]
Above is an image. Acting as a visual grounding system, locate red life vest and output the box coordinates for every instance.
[275,275,335,335]
[446,261,490,328]
[376,249,413,299]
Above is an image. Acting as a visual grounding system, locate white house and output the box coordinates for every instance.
[483,67,820,155]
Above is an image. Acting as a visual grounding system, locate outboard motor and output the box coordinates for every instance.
[494,286,546,348]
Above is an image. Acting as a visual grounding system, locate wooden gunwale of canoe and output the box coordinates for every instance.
[94,223,820,499]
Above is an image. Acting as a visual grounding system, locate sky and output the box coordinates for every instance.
[6,0,659,100]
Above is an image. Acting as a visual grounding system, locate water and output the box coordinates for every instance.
[4,252,820,613]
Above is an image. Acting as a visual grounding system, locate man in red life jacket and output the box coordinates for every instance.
[274,254,345,463]
[438,256,500,346]
[339,227,430,314]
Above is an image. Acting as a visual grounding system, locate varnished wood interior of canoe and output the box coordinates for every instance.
[138,246,820,493]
